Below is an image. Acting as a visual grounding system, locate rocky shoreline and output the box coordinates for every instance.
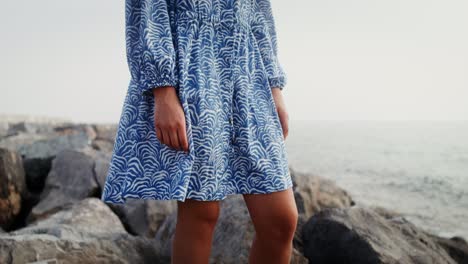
[0,115,467,264]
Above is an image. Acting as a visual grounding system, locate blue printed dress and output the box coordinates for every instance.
[101,0,292,204]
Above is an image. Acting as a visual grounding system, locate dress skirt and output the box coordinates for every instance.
[101,0,292,204]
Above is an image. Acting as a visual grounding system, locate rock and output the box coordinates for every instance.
[290,167,355,220]
[0,198,164,263]
[108,199,177,238]
[27,149,99,223]
[301,205,457,264]
[426,234,468,264]
[93,124,117,142]
[91,138,115,152]
[155,195,308,264]
[290,167,355,254]
[90,124,117,152]
[368,205,405,219]
[210,196,256,263]
[22,156,54,193]
[18,132,90,160]
[291,248,309,264]
[84,148,112,188]
[0,132,50,153]
[14,132,91,194]
[153,208,177,257]
[0,122,95,198]
[7,121,56,136]
[0,233,162,264]
[144,200,177,238]
[0,122,9,138]
[12,197,126,236]
[53,123,97,140]
[0,148,27,231]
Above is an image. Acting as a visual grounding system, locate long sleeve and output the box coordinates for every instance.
[251,0,288,90]
[125,0,178,97]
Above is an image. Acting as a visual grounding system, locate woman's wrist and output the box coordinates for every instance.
[152,86,176,95]
[152,86,177,103]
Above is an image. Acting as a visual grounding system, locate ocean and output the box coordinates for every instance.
[285,120,468,240]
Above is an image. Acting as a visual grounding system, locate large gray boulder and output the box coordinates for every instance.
[18,132,91,160]
[0,234,162,264]
[290,167,355,253]
[0,122,9,138]
[0,132,50,154]
[88,148,112,188]
[7,121,57,136]
[426,233,468,264]
[91,139,115,152]
[301,205,460,264]
[12,197,126,237]
[92,123,117,142]
[290,167,355,220]
[90,124,117,152]
[0,198,164,264]
[27,149,99,223]
[108,199,177,238]
[0,148,27,230]
[13,132,91,194]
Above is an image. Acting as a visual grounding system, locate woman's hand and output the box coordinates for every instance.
[152,86,189,152]
[271,88,289,140]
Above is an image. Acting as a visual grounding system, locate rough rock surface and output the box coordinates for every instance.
[1,116,466,264]
[27,149,99,223]
[290,167,356,253]
[301,205,459,264]
[0,198,164,264]
[0,148,27,230]
[109,199,177,238]
[291,167,355,219]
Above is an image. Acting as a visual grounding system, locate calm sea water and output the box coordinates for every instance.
[286,120,468,240]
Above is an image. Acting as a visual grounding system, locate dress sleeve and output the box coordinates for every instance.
[125,0,178,97]
[252,0,287,90]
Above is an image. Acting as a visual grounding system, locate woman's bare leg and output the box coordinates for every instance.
[243,187,298,264]
[171,199,221,264]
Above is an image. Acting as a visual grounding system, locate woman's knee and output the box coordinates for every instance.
[177,199,221,226]
[257,208,298,241]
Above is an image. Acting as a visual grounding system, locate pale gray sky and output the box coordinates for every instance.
[1,0,467,123]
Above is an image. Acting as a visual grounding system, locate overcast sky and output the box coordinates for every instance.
[1,0,467,123]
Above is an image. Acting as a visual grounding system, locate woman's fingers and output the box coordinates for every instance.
[162,129,171,147]
[278,108,289,139]
[271,88,289,140]
[279,110,289,140]
[152,86,190,152]
[157,123,188,152]
[170,126,182,150]
[178,123,189,152]
[156,125,163,143]
[155,117,187,151]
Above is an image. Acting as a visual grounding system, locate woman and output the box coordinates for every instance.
[101,0,298,262]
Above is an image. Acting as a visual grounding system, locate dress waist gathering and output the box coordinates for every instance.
[171,0,254,31]
[174,10,252,30]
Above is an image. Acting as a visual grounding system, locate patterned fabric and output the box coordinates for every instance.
[101,0,291,204]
